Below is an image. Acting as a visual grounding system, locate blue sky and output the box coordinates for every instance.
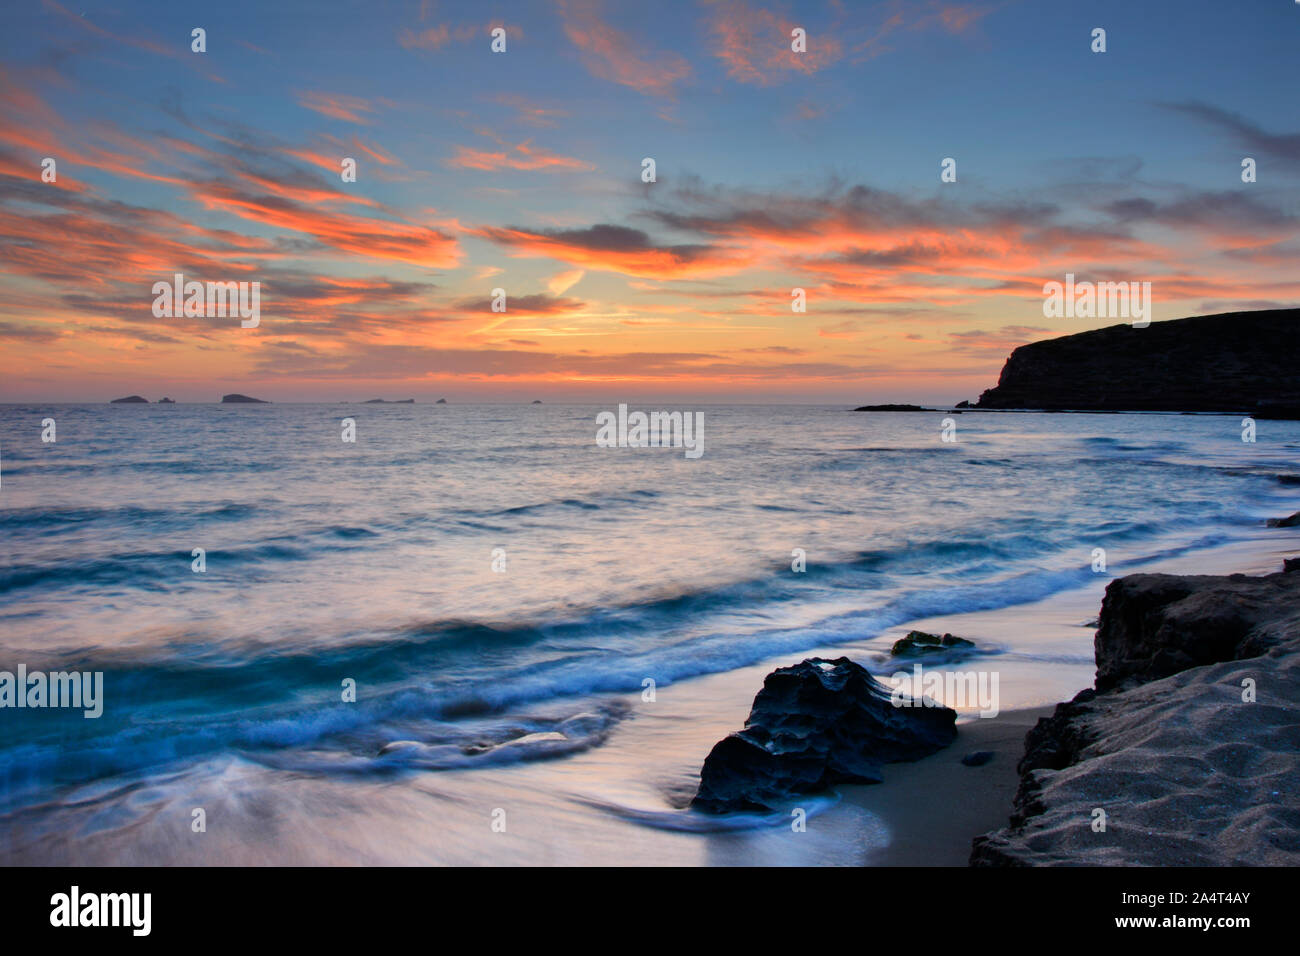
[1,0,1297,401]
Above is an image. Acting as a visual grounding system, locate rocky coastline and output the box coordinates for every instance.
[973,309,1300,415]
[692,548,1300,865]
[971,559,1300,866]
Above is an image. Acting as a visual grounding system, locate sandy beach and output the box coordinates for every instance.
[846,706,1052,866]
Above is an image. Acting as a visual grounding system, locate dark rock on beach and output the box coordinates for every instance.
[961,751,995,767]
[1093,573,1288,692]
[1267,511,1300,528]
[972,567,1300,866]
[220,393,269,403]
[974,308,1300,413]
[891,630,976,656]
[691,657,957,813]
[110,395,148,403]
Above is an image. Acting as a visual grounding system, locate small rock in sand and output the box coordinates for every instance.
[891,630,976,656]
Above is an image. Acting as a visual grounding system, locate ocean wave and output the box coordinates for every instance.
[0,555,1132,794]
[0,518,1262,810]
[575,791,841,832]
[1,405,1290,819]
[0,527,386,595]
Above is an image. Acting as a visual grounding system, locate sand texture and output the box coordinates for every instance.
[972,567,1300,865]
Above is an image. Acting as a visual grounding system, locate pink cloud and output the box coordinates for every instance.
[557,0,691,97]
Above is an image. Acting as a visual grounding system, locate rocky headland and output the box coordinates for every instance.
[974,309,1300,415]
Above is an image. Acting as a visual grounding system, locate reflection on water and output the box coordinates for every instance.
[0,404,1296,862]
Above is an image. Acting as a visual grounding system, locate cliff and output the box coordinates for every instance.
[974,309,1300,414]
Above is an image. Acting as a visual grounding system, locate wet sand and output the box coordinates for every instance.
[850,707,1052,866]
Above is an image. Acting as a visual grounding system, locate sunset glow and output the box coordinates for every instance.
[2,0,1298,402]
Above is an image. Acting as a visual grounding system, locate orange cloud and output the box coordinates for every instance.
[349,136,400,167]
[399,25,456,49]
[709,2,844,86]
[297,92,376,125]
[469,223,748,279]
[850,0,995,63]
[492,94,569,128]
[547,269,586,296]
[446,140,595,172]
[915,3,996,34]
[190,181,460,268]
[557,0,691,97]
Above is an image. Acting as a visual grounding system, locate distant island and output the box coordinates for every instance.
[157,397,175,404]
[110,395,148,403]
[221,393,269,403]
[436,398,447,404]
[362,399,415,403]
[531,400,543,404]
[853,404,927,412]
[973,308,1300,415]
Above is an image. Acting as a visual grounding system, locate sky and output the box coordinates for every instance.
[1,0,1298,403]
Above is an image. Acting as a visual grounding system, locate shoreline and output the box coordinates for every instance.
[689,528,1300,867]
[3,522,1297,866]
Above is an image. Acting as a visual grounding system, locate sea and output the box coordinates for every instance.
[1,403,1297,864]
